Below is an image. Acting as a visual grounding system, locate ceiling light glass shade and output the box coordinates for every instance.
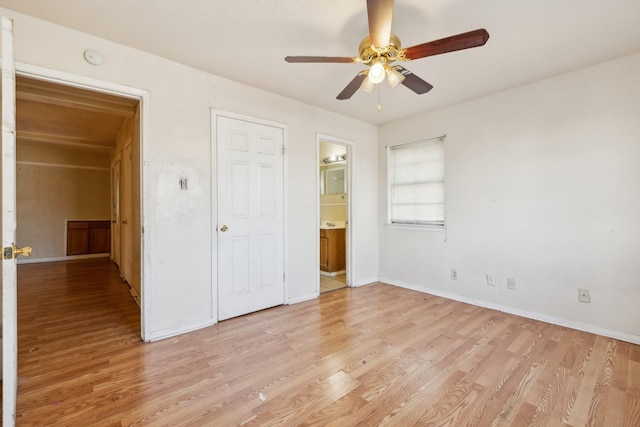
[368,60,386,84]
[386,66,405,89]
[360,75,375,93]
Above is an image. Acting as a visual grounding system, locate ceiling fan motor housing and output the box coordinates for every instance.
[358,34,402,65]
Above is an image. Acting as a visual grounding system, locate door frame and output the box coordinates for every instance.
[316,133,354,293]
[211,109,288,321]
[13,62,151,340]
[2,16,18,425]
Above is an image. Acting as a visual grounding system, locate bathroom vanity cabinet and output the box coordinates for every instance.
[319,228,345,273]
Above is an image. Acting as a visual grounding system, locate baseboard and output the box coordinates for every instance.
[17,253,110,264]
[145,318,217,342]
[352,277,379,288]
[287,292,318,305]
[380,277,640,346]
[320,270,345,277]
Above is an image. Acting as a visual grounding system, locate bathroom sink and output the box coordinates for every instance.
[319,221,346,229]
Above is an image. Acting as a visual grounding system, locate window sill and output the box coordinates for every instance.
[385,223,446,232]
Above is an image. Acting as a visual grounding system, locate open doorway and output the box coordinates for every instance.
[14,74,143,318]
[318,135,352,293]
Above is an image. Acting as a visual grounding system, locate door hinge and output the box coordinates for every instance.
[283,272,286,282]
[282,145,286,155]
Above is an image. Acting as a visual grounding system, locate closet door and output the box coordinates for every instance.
[216,115,285,321]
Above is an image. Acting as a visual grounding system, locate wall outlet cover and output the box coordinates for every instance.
[451,269,458,280]
[507,277,516,290]
[486,274,495,286]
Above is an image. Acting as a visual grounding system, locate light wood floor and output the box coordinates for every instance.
[6,259,640,425]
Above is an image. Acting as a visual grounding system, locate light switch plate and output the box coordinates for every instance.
[578,288,591,303]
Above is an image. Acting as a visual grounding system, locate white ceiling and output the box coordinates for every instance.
[2,0,639,125]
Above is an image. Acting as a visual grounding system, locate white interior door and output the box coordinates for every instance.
[2,15,18,426]
[217,115,284,321]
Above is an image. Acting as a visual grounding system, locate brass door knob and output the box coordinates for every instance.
[220,225,229,232]
[14,244,32,257]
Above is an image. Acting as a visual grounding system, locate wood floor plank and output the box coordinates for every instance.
[5,258,640,426]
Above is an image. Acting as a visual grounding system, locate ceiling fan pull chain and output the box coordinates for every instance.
[378,86,382,111]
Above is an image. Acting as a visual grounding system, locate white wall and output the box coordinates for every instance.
[2,8,379,339]
[378,52,640,343]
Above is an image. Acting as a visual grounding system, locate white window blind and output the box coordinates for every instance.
[388,137,445,226]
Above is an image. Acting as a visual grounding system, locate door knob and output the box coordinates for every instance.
[13,244,32,258]
[220,225,229,232]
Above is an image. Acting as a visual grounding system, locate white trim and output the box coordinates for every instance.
[385,223,446,232]
[14,61,151,342]
[287,292,319,305]
[352,278,379,287]
[140,87,151,342]
[16,62,147,99]
[319,270,345,277]
[209,111,218,324]
[17,161,109,171]
[381,277,640,346]
[145,319,217,342]
[2,16,17,426]
[212,109,288,322]
[17,253,109,264]
[214,109,288,131]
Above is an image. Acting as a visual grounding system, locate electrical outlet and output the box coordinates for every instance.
[451,269,458,280]
[578,288,591,303]
[507,277,516,290]
[486,274,495,286]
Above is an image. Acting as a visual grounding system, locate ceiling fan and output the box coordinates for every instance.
[285,0,489,100]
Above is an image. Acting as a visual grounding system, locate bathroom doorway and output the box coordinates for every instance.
[317,135,351,293]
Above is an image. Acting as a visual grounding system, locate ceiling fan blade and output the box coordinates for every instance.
[402,28,490,60]
[367,0,394,49]
[285,56,355,63]
[337,72,367,100]
[394,66,433,94]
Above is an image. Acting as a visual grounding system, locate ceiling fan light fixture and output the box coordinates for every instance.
[368,60,386,84]
[360,75,375,93]
[386,66,405,89]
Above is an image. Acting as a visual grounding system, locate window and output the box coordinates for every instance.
[387,136,445,227]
